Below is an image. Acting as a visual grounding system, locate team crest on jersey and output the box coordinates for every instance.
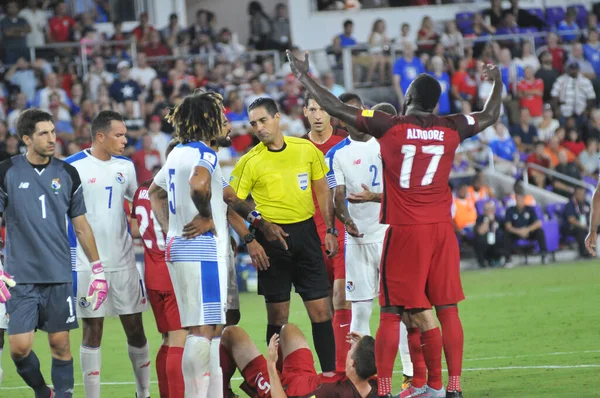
[297,172,309,191]
[346,281,355,292]
[115,172,125,184]
[51,178,61,191]
[79,297,91,308]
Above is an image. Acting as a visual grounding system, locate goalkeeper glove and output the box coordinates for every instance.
[87,261,108,311]
[0,270,15,304]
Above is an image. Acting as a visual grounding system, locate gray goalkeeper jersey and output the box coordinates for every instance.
[0,155,86,284]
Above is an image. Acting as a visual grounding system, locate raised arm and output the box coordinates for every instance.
[471,64,504,132]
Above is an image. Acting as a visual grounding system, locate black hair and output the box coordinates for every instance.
[338,92,363,105]
[372,102,397,116]
[352,336,376,380]
[16,108,53,140]
[166,90,225,144]
[343,19,353,28]
[248,97,279,117]
[514,181,525,195]
[304,92,317,107]
[406,74,441,112]
[91,110,124,140]
[248,1,264,15]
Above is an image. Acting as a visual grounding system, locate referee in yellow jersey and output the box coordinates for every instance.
[229,97,338,373]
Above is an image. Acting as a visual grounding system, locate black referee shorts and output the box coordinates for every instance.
[255,217,330,303]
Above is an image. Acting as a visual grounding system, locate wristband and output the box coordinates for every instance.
[326,227,339,237]
[247,210,263,228]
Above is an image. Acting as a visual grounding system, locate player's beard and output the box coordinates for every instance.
[211,136,232,148]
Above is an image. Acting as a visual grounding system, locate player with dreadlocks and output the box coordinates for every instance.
[150,91,286,398]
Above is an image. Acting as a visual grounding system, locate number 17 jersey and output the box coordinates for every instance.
[66,150,138,271]
[355,111,479,225]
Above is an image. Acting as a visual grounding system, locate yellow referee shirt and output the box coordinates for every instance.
[229,136,328,224]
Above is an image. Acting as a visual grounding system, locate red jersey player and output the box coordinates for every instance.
[288,50,503,398]
[301,93,351,372]
[130,143,186,398]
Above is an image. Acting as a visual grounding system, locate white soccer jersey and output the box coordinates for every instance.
[154,142,224,244]
[326,137,388,245]
[66,150,137,271]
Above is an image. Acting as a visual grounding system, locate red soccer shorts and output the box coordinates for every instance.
[240,348,341,397]
[379,223,465,309]
[323,237,346,286]
[147,289,182,334]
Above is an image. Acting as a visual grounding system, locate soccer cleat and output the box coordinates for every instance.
[379,394,400,398]
[421,386,446,398]
[400,384,428,397]
[402,375,413,391]
[446,391,463,398]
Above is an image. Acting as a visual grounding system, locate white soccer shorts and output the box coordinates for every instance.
[345,242,382,301]
[0,302,7,329]
[226,250,239,311]
[76,267,148,318]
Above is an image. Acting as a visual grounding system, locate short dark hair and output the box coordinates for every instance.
[352,336,376,380]
[16,109,53,140]
[406,74,442,112]
[338,92,363,105]
[91,110,124,139]
[343,19,353,28]
[248,97,279,117]
[304,92,316,107]
[372,102,397,116]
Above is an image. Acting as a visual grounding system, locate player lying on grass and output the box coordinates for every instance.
[220,323,378,397]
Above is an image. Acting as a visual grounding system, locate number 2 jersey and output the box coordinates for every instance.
[132,180,171,291]
[355,110,480,225]
[66,150,138,271]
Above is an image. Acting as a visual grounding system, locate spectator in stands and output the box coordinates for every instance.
[194,32,216,55]
[564,186,592,258]
[338,19,357,47]
[7,92,27,133]
[506,182,536,208]
[226,93,253,152]
[504,192,548,264]
[586,108,600,141]
[0,134,24,161]
[545,135,576,167]
[34,72,70,110]
[19,0,48,49]
[192,62,209,89]
[537,104,559,142]
[278,78,304,114]
[514,41,540,73]
[511,108,538,152]
[109,61,142,105]
[132,12,154,47]
[562,128,586,156]
[526,141,553,187]
[569,43,596,82]
[441,20,464,58]
[489,121,520,175]
[190,9,216,46]
[453,183,478,239]
[248,1,273,50]
[579,137,599,176]
[271,3,291,50]
[1,1,32,64]
[452,58,477,110]
[280,105,307,138]
[122,100,145,150]
[584,29,600,80]
[553,150,581,197]
[504,0,545,30]
[130,52,157,91]
[396,23,415,52]
[495,12,520,50]
[539,33,566,75]
[393,41,425,108]
[85,56,113,102]
[322,72,345,98]
[558,8,580,43]
[468,171,493,202]
[536,51,560,103]
[48,2,75,43]
[551,61,596,126]
[498,47,523,96]
[470,13,495,57]
[216,28,246,62]
[162,13,182,48]
[451,152,472,174]
[244,77,272,109]
[367,19,391,85]
[47,92,73,137]
[147,115,171,164]
[69,82,85,114]
[131,133,161,184]
[417,15,438,54]
[428,56,451,115]
[110,20,127,53]
[517,66,544,125]
[4,57,38,102]
[483,0,504,28]
[144,77,166,114]
[144,30,172,59]
[584,14,600,38]
[475,200,506,268]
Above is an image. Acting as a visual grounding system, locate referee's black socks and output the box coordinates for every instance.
[13,350,51,398]
[266,324,282,346]
[312,320,336,373]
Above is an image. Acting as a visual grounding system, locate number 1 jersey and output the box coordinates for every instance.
[355,110,479,225]
[66,150,138,271]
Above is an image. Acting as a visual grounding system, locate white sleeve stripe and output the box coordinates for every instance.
[327,174,337,189]
[197,159,215,175]
[221,177,229,188]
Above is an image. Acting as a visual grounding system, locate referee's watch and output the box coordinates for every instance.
[326,227,339,237]
[243,232,256,244]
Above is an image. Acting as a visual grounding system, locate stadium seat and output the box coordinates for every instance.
[546,203,565,220]
[542,219,560,253]
[568,4,588,26]
[526,7,545,22]
[533,205,545,221]
[456,12,474,34]
[546,7,566,27]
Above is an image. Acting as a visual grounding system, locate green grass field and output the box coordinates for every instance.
[1,261,599,397]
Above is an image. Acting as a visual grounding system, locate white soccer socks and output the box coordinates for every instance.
[207,337,223,398]
[182,335,211,398]
[80,346,101,398]
[127,342,151,398]
[351,300,373,336]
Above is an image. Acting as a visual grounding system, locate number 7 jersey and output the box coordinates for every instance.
[355,110,480,225]
[66,150,138,271]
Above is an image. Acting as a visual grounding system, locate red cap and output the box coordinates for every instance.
[150,115,161,123]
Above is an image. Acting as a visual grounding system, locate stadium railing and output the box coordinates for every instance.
[523,163,596,193]
[145,50,282,73]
